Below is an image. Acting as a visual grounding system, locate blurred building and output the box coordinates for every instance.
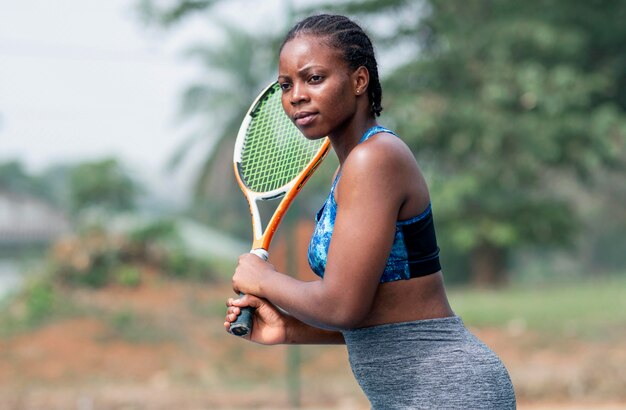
[0,190,71,247]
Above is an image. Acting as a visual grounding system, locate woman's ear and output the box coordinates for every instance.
[353,66,370,96]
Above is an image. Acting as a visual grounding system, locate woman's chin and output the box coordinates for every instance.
[298,127,327,140]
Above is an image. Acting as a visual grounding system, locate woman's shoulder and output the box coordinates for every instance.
[346,131,416,176]
[337,131,419,201]
[338,131,430,219]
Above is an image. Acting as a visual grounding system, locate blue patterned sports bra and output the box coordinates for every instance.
[307,126,441,283]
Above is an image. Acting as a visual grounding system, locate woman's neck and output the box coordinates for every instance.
[329,116,378,165]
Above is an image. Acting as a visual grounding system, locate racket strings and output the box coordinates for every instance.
[240,86,325,193]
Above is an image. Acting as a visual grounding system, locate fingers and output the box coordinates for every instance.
[224,304,242,334]
[226,296,253,308]
[227,294,261,308]
[224,299,241,321]
[225,306,240,320]
[224,295,263,333]
[224,295,257,325]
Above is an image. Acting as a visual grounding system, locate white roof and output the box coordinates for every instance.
[0,191,71,245]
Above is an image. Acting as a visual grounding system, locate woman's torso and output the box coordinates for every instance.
[309,126,454,328]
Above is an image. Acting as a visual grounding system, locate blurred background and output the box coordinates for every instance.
[1,0,625,409]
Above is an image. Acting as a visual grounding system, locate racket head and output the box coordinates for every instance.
[234,82,329,198]
[233,81,330,249]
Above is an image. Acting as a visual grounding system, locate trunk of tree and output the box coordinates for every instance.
[469,242,508,287]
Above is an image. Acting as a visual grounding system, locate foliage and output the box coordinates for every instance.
[135,0,626,284]
[23,280,56,325]
[136,0,220,26]
[113,264,143,287]
[138,1,305,238]
[0,160,54,202]
[0,273,77,335]
[0,220,218,333]
[68,158,140,215]
[173,20,278,236]
[50,219,216,288]
[102,309,175,343]
[0,158,141,220]
[316,0,626,283]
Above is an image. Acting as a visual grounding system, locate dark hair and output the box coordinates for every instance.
[281,14,383,117]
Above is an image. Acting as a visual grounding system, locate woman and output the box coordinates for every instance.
[224,14,516,409]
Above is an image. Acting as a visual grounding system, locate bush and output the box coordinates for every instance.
[51,230,121,288]
[48,219,217,288]
[114,264,142,287]
[0,274,76,334]
[24,280,56,325]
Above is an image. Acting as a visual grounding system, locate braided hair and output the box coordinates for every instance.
[280,14,383,117]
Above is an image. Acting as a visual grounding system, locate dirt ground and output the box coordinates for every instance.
[1,274,624,410]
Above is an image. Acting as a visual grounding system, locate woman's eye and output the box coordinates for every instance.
[309,75,323,83]
[279,82,292,91]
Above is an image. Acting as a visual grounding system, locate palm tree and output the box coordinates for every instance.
[138,1,333,238]
[168,22,282,236]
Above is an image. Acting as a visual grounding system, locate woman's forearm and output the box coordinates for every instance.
[260,271,364,331]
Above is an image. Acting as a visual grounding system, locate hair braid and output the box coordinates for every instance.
[281,14,383,117]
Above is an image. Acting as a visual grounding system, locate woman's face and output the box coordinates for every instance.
[278,35,358,139]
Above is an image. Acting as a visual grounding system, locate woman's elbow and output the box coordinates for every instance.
[315,283,374,330]
[326,305,369,330]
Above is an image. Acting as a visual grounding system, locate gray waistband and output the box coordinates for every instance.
[341,315,468,344]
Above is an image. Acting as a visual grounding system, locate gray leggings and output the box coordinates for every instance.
[342,316,516,409]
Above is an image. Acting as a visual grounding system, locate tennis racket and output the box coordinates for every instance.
[229,81,331,337]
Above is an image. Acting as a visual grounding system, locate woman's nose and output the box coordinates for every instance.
[290,83,309,105]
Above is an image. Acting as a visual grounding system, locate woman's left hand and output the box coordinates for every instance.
[224,294,292,345]
[231,253,276,297]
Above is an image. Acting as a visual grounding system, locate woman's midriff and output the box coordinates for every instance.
[357,272,455,328]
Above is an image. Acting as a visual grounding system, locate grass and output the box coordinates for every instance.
[0,275,82,337]
[448,275,626,338]
[99,309,177,344]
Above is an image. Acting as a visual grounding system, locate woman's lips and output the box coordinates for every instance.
[294,112,317,127]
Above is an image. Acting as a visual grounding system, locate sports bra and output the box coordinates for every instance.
[307,126,441,283]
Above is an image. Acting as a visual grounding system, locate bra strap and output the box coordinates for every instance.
[358,125,396,144]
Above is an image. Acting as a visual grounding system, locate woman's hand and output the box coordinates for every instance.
[231,253,275,297]
[224,294,292,345]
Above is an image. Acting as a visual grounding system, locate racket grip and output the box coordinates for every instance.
[230,293,254,336]
[229,248,269,337]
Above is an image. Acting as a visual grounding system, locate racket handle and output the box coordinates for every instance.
[229,292,254,336]
[229,248,269,337]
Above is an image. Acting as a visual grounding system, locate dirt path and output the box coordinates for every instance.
[1,279,624,409]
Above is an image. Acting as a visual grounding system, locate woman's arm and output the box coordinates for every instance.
[225,294,344,344]
[232,134,411,330]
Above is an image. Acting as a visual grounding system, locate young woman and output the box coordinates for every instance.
[224,14,516,409]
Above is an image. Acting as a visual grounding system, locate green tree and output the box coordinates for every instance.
[321,0,626,284]
[0,160,51,200]
[137,0,626,284]
[69,158,140,214]
[137,0,220,26]
[174,24,281,237]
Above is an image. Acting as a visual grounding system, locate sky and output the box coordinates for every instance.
[0,0,282,204]
[0,0,394,205]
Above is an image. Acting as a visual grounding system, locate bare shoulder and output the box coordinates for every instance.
[338,132,429,217]
[343,132,418,183]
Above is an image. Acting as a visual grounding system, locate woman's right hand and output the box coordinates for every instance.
[224,294,291,345]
